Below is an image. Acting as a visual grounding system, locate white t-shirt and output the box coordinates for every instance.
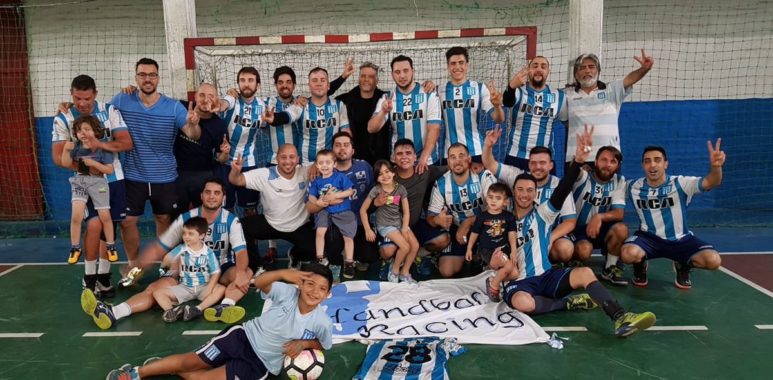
[243,165,310,232]
[564,80,631,161]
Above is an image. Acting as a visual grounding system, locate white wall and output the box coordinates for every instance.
[24,0,772,117]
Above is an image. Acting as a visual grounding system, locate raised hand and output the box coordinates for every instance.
[81,157,97,167]
[262,106,276,124]
[421,80,436,93]
[63,141,75,151]
[56,102,73,115]
[633,49,654,71]
[484,126,502,148]
[294,96,308,108]
[574,124,595,163]
[284,269,314,287]
[186,101,199,126]
[226,88,239,98]
[341,57,355,79]
[219,135,230,153]
[381,92,394,113]
[436,207,453,230]
[122,84,137,94]
[509,62,529,89]
[231,154,244,173]
[707,138,726,167]
[488,81,503,107]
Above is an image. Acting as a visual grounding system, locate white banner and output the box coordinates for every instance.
[321,271,549,345]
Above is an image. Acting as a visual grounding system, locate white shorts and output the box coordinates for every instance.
[169,284,208,304]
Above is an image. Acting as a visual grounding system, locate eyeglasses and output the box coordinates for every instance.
[136,73,159,79]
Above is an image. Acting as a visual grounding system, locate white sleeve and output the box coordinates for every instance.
[284,103,303,123]
[228,218,247,253]
[108,106,128,132]
[557,89,568,121]
[158,217,184,250]
[536,201,560,226]
[52,115,72,142]
[611,175,627,208]
[495,163,522,188]
[480,82,494,113]
[338,101,350,130]
[677,175,703,196]
[373,96,388,120]
[610,79,632,106]
[427,182,445,215]
[222,95,237,110]
[243,168,269,192]
[559,195,576,220]
[427,92,442,124]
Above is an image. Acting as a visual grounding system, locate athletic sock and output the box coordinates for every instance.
[98,258,110,274]
[85,260,97,275]
[83,274,98,290]
[586,281,624,320]
[532,296,569,315]
[605,254,619,269]
[113,302,132,320]
[71,244,81,250]
[221,298,236,306]
[268,240,277,249]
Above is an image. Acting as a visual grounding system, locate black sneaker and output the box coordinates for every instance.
[600,266,628,286]
[183,305,203,321]
[163,305,184,323]
[673,261,692,289]
[632,260,648,287]
[317,257,329,267]
[343,261,355,279]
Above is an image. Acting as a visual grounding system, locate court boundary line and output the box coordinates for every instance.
[647,326,708,331]
[0,264,22,278]
[543,326,588,332]
[182,330,220,336]
[755,325,773,330]
[719,266,773,298]
[0,332,44,338]
[83,331,143,337]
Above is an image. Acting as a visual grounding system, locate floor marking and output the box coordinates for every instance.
[719,266,773,298]
[0,265,22,278]
[0,333,44,338]
[543,326,588,332]
[755,325,773,330]
[721,251,773,256]
[182,330,220,336]
[647,326,708,331]
[83,331,142,337]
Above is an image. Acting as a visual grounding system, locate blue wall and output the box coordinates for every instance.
[35,98,773,225]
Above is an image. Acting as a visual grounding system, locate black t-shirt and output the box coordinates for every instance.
[395,165,448,226]
[471,210,517,251]
[174,101,228,171]
[335,86,389,165]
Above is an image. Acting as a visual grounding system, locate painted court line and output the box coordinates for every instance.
[647,326,708,331]
[0,265,22,278]
[719,266,773,298]
[83,331,142,337]
[182,330,220,336]
[543,326,588,332]
[755,325,773,330]
[0,333,44,338]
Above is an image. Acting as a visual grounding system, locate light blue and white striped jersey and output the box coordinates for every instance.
[52,101,127,182]
[168,243,220,287]
[495,164,576,221]
[427,170,496,226]
[627,175,704,240]
[515,202,560,279]
[245,281,333,375]
[286,97,349,164]
[110,92,187,183]
[507,85,567,159]
[375,83,442,164]
[221,95,269,167]
[564,80,631,162]
[353,337,461,380]
[439,80,496,158]
[265,96,302,165]
[571,170,626,225]
[158,207,246,266]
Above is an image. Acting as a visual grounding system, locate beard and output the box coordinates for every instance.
[594,166,615,182]
[530,76,545,88]
[579,75,598,89]
[240,87,256,98]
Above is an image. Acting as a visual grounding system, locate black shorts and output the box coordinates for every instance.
[125,180,179,216]
[439,224,471,257]
[570,221,623,251]
[85,179,127,222]
[195,325,268,380]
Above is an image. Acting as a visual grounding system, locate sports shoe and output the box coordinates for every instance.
[415,256,435,277]
[356,261,369,272]
[329,265,341,284]
[105,364,139,380]
[343,261,355,279]
[387,271,399,283]
[317,257,329,267]
[119,267,143,287]
[400,274,418,284]
[162,305,184,323]
[565,293,598,311]
[614,311,657,337]
[601,266,628,286]
[106,245,119,262]
[96,277,116,299]
[204,304,246,324]
[673,261,692,289]
[379,260,392,281]
[485,276,501,302]
[68,247,81,265]
[183,305,203,321]
[264,247,277,265]
[81,288,115,330]
[632,260,648,287]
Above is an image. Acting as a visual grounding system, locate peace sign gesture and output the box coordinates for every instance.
[509,61,529,89]
[633,49,654,71]
[186,101,200,126]
[219,134,230,153]
[488,81,503,107]
[381,92,394,113]
[262,106,276,124]
[707,138,726,168]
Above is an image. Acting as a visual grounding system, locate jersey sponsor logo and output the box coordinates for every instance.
[442,98,476,109]
[232,113,260,129]
[390,109,424,121]
[447,198,482,213]
[545,93,555,103]
[582,192,611,207]
[515,224,535,247]
[301,329,317,340]
[355,170,367,180]
[518,103,555,117]
[205,240,226,251]
[414,94,425,103]
[635,197,675,209]
[305,117,338,129]
[468,183,481,195]
[597,92,606,100]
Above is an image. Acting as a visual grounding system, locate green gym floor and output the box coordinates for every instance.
[1,229,772,379]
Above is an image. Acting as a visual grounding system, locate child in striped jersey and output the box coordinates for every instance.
[153,217,225,323]
[361,160,419,284]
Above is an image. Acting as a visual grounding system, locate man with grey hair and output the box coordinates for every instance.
[564,50,653,167]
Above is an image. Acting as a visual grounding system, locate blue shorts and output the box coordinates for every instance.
[502,267,573,309]
[85,179,126,222]
[217,164,261,210]
[195,325,268,380]
[570,221,622,251]
[623,230,714,266]
[377,225,400,239]
[439,224,469,257]
[380,219,447,248]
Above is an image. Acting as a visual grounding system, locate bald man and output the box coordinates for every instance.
[174,83,230,212]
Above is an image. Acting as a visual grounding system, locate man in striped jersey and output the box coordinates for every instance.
[570,146,629,286]
[52,74,133,296]
[440,46,505,170]
[621,142,724,289]
[368,55,442,174]
[481,127,577,265]
[503,56,567,171]
[503,126,656,337]
[427,143,497,278]
[563,50,653,168]
[264,66,302,166]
